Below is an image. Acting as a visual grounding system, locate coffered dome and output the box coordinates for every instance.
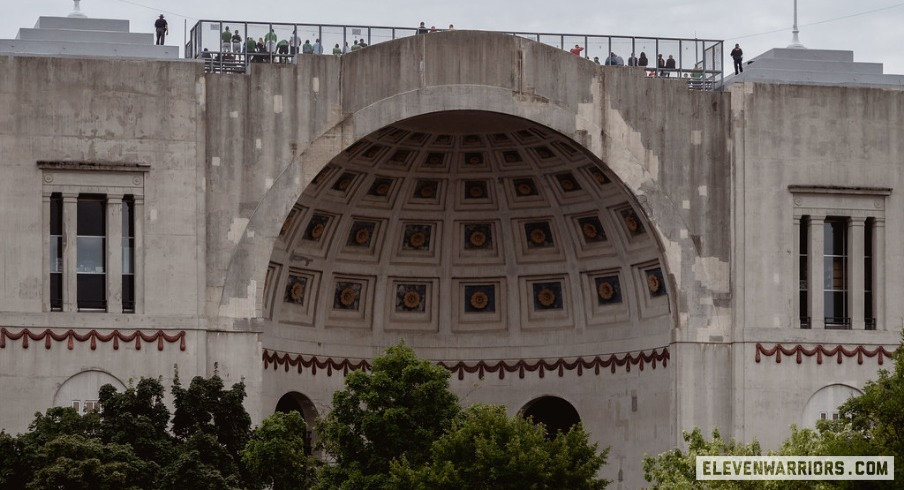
[263,111,669,348]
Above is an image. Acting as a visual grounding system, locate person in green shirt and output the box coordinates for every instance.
[332,43,342,56]
[221,26,232,52]
[350,39,361,51]
[276,39,289,63]
[302,40,313,54]
[264,28,278,53]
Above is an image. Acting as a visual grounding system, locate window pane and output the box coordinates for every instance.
[50,194,62,234]
[50,236,62,273]
[823,219,845,255]
[77,197,105,236]
[122,275,135,312]
[50,273,62,310]
[77,274,106,310]
[77,236,105,273]
[122,237,133,274]
[122,198,134,238]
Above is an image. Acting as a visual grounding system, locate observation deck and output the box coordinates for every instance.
[185,20,724,90]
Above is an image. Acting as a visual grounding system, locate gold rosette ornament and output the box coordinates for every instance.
[624,216,638,232]
[337,178,351,191]
[537,288,556,307]
[582,222,598,239]
[402,290,421,309]
[290,282,305,301]
[529,228,547,245]
[310,223,325,239]
[593,171,606,185]
[598,281,615,300]
[468,185,484,198]
[470,291,489,310]
[516,183,532,196]
[469,230,487,247]
[419,185,435,198]
[375,183,390,196]
[354,228,370,245]
[408,231,426,249]
[339,287,358,306]
[647,274,660,293]
[467,155,481,165]
[561,179,575,191]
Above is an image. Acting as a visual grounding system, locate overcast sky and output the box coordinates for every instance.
[2,0,903,75]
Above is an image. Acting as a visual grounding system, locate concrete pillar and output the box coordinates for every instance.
[62,193,78,313]
[106,195,123,314]
[807,217,824,329]
[874,219,885,330]
[849,219,865,330]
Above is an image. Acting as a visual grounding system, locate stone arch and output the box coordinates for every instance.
[219,97,699,327]
[53,369,126,414]
[800,383,862,428]
[275,391,320,454]
[521,395,582,438]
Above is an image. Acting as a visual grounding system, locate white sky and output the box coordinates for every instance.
[2,0,903,75]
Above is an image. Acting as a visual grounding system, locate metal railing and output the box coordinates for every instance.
[185,20,723,90]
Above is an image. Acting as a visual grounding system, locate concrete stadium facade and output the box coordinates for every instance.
[1,30,901,486]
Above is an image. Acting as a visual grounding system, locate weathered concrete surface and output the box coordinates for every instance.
[0,29,901,487]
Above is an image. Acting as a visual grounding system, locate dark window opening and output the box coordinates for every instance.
[865,218,874,329]
[77,195,106,311]
[799,216,809,328]
[122,196,135,313]
[50,194,63,311]
[823,218,849,329]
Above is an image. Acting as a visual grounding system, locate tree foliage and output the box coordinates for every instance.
[0,372,256,490]
[644,335,904,489]
[316,342,461,489]
[242,411,317,490]
[390,404,609,490]
[643,427,763,489]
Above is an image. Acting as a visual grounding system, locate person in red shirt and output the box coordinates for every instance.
[570,44,584,56]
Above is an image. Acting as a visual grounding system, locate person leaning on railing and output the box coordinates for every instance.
[221,26,232,52]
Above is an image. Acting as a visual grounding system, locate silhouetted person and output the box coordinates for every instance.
[154,15,167,45]
[731,44,744,75]
[638,52,648,67]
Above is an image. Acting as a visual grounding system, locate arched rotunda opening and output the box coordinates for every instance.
[261,111,672,344]
[522,396,582,438]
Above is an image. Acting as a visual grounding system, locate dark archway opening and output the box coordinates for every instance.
[275,391,319,455]
[522,396,581,438]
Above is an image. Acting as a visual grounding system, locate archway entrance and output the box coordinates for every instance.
[275,391,319,454]
[522,396,581,438]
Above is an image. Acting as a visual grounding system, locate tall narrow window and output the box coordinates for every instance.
[865,218,874,330]
[799,216,809,328]
[823,218,848,328]
[77,195,106,311]
[122,196,135,313]
[50,194,63,311]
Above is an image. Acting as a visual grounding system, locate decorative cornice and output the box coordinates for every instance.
[262,347,670,378]
[755,343,896,365]
[37,161,151,172]
[0,328,186,351]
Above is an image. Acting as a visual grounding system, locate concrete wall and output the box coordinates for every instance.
[730,82,904,446]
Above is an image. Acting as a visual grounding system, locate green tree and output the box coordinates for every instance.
[170,368,252,487]
[28,433,150,490]
[642,427,763,489]
[242,411,317,489]
[390,404,609,490]
[97,378,174,479]
[316,342,461,490]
